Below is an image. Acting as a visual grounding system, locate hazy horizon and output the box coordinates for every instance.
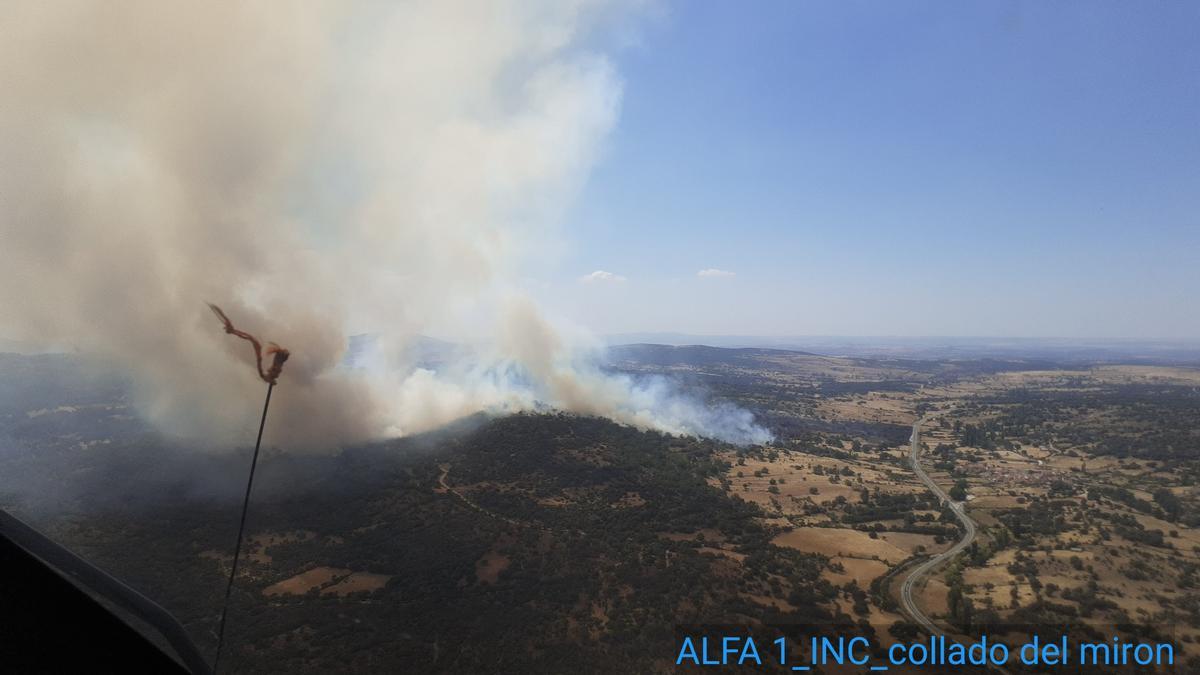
[606,332,1200,343]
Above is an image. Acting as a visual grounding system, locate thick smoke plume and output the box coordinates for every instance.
[0,1,771,449]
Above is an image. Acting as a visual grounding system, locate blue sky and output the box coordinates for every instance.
[538,2,1199,339]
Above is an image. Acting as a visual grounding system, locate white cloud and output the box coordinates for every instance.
[579,270,627,284]
[697,268,735,278]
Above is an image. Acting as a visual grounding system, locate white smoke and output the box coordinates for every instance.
[0,1,771,449]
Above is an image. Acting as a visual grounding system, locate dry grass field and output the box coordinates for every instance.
[695,359,1200,665]
[264,567,352,596]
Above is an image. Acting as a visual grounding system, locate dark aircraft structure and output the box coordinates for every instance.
[0,509,209,673]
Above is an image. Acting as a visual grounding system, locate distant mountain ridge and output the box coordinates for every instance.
[604,333,1200,363]
[605,343,818,368]
[343,333,1200,368]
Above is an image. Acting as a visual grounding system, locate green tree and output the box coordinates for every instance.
[1154,488,1182,521]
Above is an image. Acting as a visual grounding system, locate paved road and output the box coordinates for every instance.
[899,417,977,636]
[898,418,1013,675]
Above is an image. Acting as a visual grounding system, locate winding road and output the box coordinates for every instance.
[898,417,976,636]
[436,464,585,535]
[436,464,526,528]
[899,418,1014,675]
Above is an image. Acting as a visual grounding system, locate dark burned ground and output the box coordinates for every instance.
[9,413,842,674]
